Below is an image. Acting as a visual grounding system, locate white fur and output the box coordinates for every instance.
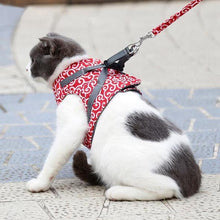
[27,94,88,192]
[26,56,190,200]
[47,54,88,88]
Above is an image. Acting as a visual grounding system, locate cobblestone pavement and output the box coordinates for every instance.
[0,2,220,220]
[0,90,220,219]
[0,88,219,184]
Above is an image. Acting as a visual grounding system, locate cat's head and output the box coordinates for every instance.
[26,33,86,84]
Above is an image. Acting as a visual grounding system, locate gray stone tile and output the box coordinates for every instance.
[0,164,38,182]
[202,159,220,174]
[9,149,48,167]
[164,108,206,122]
[0,94,23,104]
[24,93,54,104]
[200,175,220,193]
[103,215,170,220]
[33,137,53,149]
[0,138,36,151]
[107,200,170,218]
[0,152,8,164]
[0,201,50,220]
[0,181,56,202]
[168,118,191,131]
[56,163,75,179]
[186,130,220,146]
[172,97,217,108]
[204,107,220,118]
[151,98,175,108]
[0,112,25,124]
[193,88,220,99]
[3,102,46,113]
[44,197,105,219]
[191,144,214,159]
[193,119,220,130]
[53,178,104,198]
[172,213,220,220]
[148,89,190,99]
[168,192,220,215]
[24,112,56,123]
[5,125,53,137]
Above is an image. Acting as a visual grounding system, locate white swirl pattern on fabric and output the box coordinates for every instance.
[53,58,141,148]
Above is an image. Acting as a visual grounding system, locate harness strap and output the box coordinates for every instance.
[60,64,105,88]
[104,47,134,71]
[87,67,109,122]
[60,48,134,121]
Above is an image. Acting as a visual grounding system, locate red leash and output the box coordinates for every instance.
[129,0,203,54]
[152,0,203,36]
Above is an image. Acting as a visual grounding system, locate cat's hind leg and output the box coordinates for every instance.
[105,185,175,201]
[105,172,182,201]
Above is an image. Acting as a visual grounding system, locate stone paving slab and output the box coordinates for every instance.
[8,0,220,93]
[0,175,219,220]
[0,2,220,219]
[0,88,220,184]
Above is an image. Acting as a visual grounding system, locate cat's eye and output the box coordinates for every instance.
[31,58,34,63]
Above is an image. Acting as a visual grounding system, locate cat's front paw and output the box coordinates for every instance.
[26,178,51,193]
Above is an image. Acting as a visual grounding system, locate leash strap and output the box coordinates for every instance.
[152,0,203,35]
[128,0,203,55]
[60,0,203,121]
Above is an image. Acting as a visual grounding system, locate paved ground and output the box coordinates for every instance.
[0,1,220,220]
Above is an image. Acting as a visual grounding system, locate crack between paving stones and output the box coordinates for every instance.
[162,200,176,214]
[188,118,196,132]
[0,104,7,113]
[38,200,55,220]
[25,137,41,150]
[44,123,55,135]
[18,112,29,123]
[41,101,50,112]
[167,98,183,108]
[188,88,194,99]
[18,94,27,103]
[3,151,13,166]
[98,198,110,218]
[198,107,212,118]
[49,186,61,198]
[0,125,9,138]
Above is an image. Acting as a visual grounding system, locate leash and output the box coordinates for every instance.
[60,0,203,121]
[128,0,203,55]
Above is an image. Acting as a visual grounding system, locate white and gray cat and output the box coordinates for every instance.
[26,33,201,201]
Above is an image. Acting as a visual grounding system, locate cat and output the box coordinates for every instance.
[26,32,201,201]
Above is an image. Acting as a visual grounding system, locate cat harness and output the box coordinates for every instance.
[52,57,141,149]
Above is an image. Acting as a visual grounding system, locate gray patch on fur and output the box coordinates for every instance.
[126,112,181,142]
[155,144,201,197]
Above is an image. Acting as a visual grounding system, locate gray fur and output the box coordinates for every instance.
[29,33,85,80]
[155,144,201,197]
[126,112,181,142]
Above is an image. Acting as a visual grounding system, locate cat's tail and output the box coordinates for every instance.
[72,151,103,186]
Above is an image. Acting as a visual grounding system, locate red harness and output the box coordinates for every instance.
[53,58,141,148]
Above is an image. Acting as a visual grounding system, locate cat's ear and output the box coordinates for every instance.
[39,37,56,56]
